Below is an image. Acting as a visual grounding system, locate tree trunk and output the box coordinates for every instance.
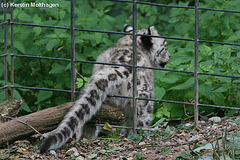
[0,102,124,148]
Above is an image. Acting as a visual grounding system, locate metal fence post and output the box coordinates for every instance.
[4,0,8,100]
[194,0,199,126]
[132,0,138,133]
[10,0,14,100]
[71,0,76,102]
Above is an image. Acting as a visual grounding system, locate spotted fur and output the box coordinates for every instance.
[40,25,170,154]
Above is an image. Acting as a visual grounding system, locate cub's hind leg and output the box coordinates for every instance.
[123,100,134,136]
[136,96,153,129]
[123,96,153,136]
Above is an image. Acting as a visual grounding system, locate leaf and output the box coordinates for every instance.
[209,28,219,37]
[216,77,231,83]
[199,83,212,98]
[170,77,194,90]
[103,122,113,131]
[177,152,192,160]
[155,87,166,100]
[0,90,4,101]
[227,31,240,42]
[46,39,60,51]
[106,146,122,153]
[213,86,228,93]
[152,118,166,127]
[219,155,232,160]
[193,143,213,152]
[200,60,213,72]
[15,41,26,53]
[155,107,170,118]
[76,78,84,88]
[0,63,4,77]
[158,73,180,84]
[210,92,225,106]
[18,12,32,22]
[82,63,93,76]
[14,90,32,112]
[36,90,53,104]
[88,154,97,159]
[33,14,41,24]
[59,10,66,19]
[33,27,42,36]
[49,63,65,74]
[199,45,213,56]
[170,55,192,65]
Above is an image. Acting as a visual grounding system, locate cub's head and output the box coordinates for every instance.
[123,24,170,68]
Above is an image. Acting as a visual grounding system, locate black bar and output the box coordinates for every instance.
[9,86,239,111]
[4,0,8,100]
[10,22,71,30]
[136,1,240,13]
[12,54,240,79]
[74,28,131,35]
[10,0,14,99]
[194,0,199,126]
[137,97,194,106]
[0,85,8,90]
[0,21,8,26]
[199,7,240,14]
[12,85,72,93]
[199,72,240,79]
[199,39,240,46]
[132,0,138,133]
[12,54,71,61]
[0,53,7,58]
[136,1,195,9]
[198,103,240,110]
[8,22,240,47]
[108,0,132,3]
[71,0,76,101]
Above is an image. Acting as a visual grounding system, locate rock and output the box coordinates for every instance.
[163,122,168,127]
[228,122,237,126]
[212,124,218,130]
[66,147,80,157]
[185,122,193,127]
[198,121,206,124]
[49,150,57,156]
[188,135,201,143]
[194,142,213,152]
[209,117,221,123]
[139,141,146,146]
[76,155,85,160]
[197,155,214,160]
[164,141,172,146]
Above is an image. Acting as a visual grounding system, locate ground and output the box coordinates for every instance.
[0,116,239,160]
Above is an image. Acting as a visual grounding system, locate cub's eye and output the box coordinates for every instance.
[159,48,164,54]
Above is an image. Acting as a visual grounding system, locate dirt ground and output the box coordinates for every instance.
[0,116,239,160]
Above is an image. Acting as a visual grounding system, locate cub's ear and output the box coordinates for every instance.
[140,26,154,50]
[123,24,133,33]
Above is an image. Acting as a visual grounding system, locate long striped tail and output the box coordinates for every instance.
[40,69,121,153]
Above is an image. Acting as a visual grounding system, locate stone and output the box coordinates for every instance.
[209,117,221,123]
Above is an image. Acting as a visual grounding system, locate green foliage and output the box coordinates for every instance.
[0,0,239,120]
[134,152,145,160]
[88,153,98,159]
[177,152,192,160]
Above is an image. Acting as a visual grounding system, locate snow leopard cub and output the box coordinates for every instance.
[40,25,170,154]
